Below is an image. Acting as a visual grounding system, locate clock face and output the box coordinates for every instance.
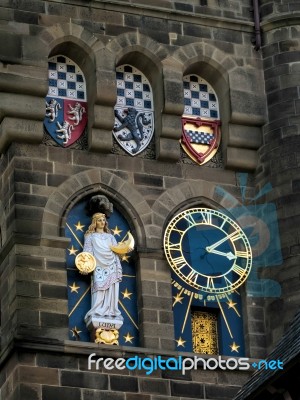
[164,208,252,294]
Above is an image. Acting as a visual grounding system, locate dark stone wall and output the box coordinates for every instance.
[257,7,300,350]
[1,0,296,399]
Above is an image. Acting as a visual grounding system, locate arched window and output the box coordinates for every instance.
[181,74,221,166]
[113,64,154,156]
[44,55,88,148]
[65,197,139,346]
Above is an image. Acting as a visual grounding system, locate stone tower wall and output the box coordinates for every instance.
[1,0,297,399]
[258,0,300,351]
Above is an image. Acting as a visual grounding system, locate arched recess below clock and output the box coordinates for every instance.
[163,207,252,356]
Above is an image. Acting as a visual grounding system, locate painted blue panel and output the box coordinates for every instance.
[172,273,245,356]
[65,198,139,346]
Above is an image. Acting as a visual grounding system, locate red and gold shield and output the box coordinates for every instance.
[181,117,221,165]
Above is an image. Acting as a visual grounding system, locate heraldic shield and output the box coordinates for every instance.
[181,117,221,165]
[181,75,221,165]
[44,55,88,148]
[113,65,154,156]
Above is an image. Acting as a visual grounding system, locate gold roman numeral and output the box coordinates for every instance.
[201,210,212,225]
[235,250,250,258]
[172,256,186,269]
[168,242,181,251]
[229,230,243,242]
[232,264,246,277]
[183,213,196,227]
[206,277,215,290]
[187,269,198,284]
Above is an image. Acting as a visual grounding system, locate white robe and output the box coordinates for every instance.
[83,232,122,320]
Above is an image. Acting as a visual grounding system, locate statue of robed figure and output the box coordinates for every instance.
[75,196,134,345]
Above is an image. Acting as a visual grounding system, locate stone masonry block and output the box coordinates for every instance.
[19,366,59,385]
[82,390,125,400]
[17,297,68,314]
[228,124,262,149]
[40,312,68,328]
[134,173,163,187]
[230,90,267,125]
[141,322,173,339]
[125,394,149,400]
[89,128,112,153]
[42,385,81,400]
[205,384,240,399]
[17,267,65,284]
[0,68,47,97]
[18,383,41,400]
[16,280,39,297]
[0,31,22,62]
[159,310,173,324]
[37,353,78,370]
[110,375,138,392]
[225,146,259,171]
[93,104,115,130]
[139,309,158,323]
[95,70,116,106]
[142,295,172,310]
[0,118,43,153]
[143,159,183,177]
[139,378,170,395]
[163,80,184,115]
[161,113,182,139]
[171,381,204,398]
[61,370,108,390]
[140,280,157,295]
[17,309,39,326]
[0,93,45,121]
[40,284,67,299]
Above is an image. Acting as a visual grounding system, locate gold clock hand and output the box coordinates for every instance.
[206,248,237,260]
[206,229,241,252]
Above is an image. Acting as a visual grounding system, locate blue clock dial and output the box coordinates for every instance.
[164,208,252,294]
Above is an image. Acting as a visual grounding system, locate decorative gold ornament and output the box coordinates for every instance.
[121,288,133,300]
[176,336,186,347]
[230,341,240,353]
[69,282,80,293]
[110,231,135,255]
[70,326,82,340]
[75,221,85,231]
[75,252,96,275]
[112,226,123,236]
[68,245,78,256]
[95,328,119,345]
[192,311,218,354]
[123,332,134,343]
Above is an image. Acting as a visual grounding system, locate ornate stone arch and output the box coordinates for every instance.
[106,32,169,159]
[171,42,264,170]
[41,168,151,249]
[152,179,243,241]
[38,23,112,152]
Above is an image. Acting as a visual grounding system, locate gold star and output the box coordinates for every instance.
[230,342,240,353]
[69,282,80,293]
[121,254,130,262]
[173,292,184,306]
[68,245,78,256]
[227,299,240,317]
[123,332,134,343]
[70,326,82,340]
[75,221,85,231]
[121,288,133,300]
[112,226,122,236]
[176,337,186,347]
[227,299,237,309]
